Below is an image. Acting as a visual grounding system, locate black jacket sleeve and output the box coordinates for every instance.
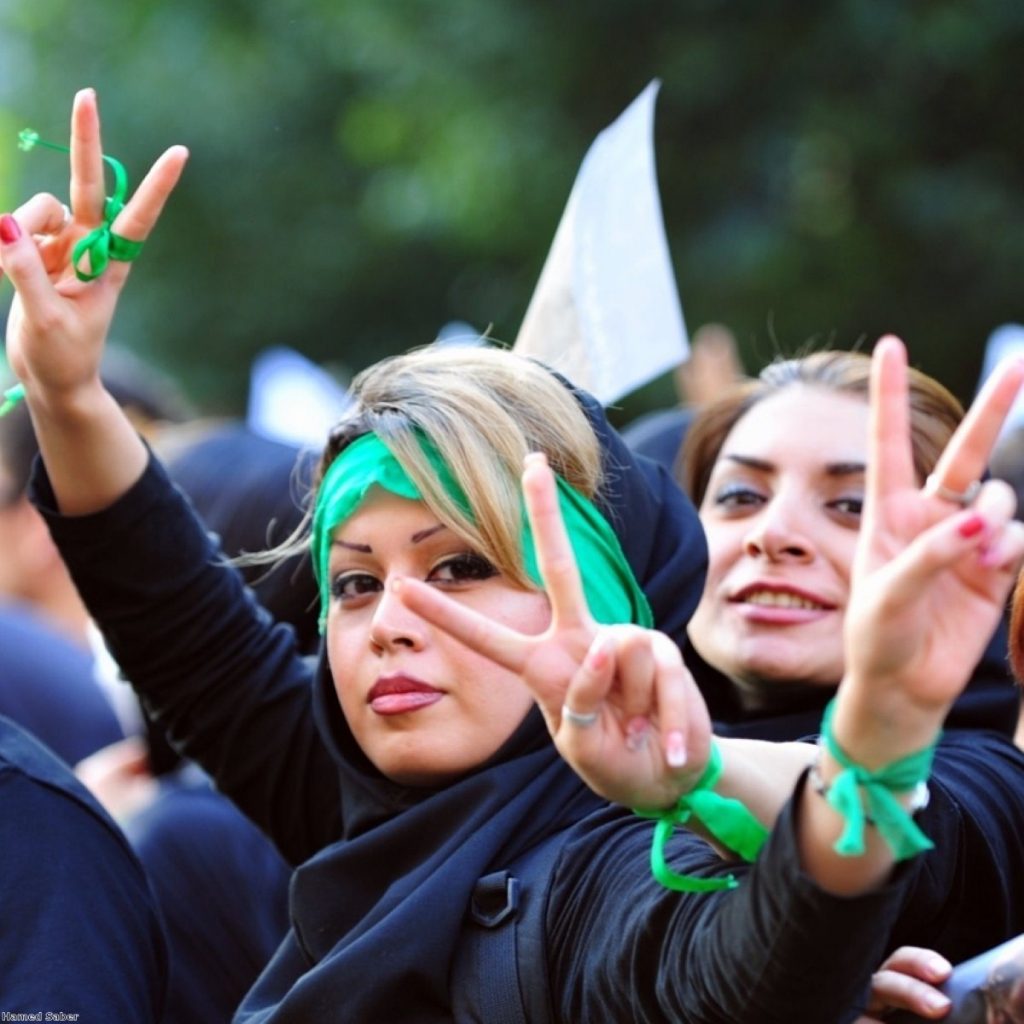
[885,730,1024,964]
[547,782,915,1024]
[29,453,340,865]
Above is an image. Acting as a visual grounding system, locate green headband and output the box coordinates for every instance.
[310,432,653,632]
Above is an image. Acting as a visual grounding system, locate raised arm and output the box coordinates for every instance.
[800,336,1024,893]
[1,88,188,512]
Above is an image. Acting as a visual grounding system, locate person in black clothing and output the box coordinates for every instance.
[6,89,1024,1023]
[678,348,1019,741]
[0,714,167,1018]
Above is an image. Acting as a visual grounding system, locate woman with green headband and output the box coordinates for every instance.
[6,89,1024,1023]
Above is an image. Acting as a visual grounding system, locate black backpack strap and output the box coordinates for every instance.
[451,834,565,1023]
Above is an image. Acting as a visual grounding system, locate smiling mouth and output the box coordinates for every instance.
[733,588,834,611]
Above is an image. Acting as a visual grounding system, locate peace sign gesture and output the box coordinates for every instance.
[394,452,713,810]
[834,336,1024,763]
[1,88,188,403]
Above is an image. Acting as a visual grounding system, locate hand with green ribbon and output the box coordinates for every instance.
[393,450,716,813]
[0,89,188,423]
[830,337,1024,765]
[801,336,1024,892]
[17,128,143,283]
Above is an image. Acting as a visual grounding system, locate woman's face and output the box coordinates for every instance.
[687,386,868,703]
[325,487,548,785]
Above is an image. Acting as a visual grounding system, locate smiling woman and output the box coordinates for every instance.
[677,350,1018,738]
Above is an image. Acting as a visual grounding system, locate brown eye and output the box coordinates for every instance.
[829,497,863,517]
[429,553,498,584]
[330,573,382,602]
[712,484,765,510]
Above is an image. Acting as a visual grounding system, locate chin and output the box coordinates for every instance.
[368,738,474,788]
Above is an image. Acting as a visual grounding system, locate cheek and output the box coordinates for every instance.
[325,624,368,709]
[485,591,551,637]
[702,527,742,588]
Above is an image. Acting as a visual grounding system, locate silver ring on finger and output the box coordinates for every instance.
[561,704,599,728]
[925,475,982,508]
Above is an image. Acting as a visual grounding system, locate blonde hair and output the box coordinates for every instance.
[271,345,602,588]
[681,349,964,505]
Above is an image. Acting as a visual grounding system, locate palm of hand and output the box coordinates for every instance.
[843,337,1024,718]
[848,490,1002,710]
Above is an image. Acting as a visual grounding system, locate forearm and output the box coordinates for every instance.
[715,736,816,829]
[30,453,340,862]
[24,377,148,514]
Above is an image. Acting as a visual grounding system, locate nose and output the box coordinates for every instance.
[367,577,428,653]
[742,498,815,563]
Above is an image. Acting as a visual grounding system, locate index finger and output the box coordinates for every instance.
[926,355,1024,495]
[69,89,107,221]
[522,452,593,632]
[867,335,915,503]
[390,577,532,674]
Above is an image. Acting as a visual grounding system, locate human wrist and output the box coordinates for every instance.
[22,374,110,424]
[811,698,936,863]
[830,677,945,771]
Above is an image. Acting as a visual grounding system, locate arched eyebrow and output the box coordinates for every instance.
[333,523,449,554]
[723,454,866,477]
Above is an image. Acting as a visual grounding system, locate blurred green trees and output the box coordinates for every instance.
[2,0,1022,415]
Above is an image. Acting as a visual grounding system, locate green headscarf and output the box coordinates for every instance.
[311,432,652,631]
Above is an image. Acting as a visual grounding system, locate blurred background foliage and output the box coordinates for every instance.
[1,0,1023,419]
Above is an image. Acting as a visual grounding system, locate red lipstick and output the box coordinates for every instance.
[367,674,443,716]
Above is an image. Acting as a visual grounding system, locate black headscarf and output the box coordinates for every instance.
[233,384,708,1021]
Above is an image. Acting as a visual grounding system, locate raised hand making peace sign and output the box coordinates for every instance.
[831,335,1024,766]
[1,89,188,513]
[395,450,714,811]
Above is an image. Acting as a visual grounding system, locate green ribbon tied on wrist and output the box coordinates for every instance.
[634,742,770,893]
[819,698,937,862]
[18,129,144,282]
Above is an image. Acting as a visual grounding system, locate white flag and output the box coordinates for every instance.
[514,80,688,405]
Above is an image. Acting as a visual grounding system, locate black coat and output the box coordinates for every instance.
[30,412,1024,1022]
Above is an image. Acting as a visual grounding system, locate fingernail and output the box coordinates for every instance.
[958,513,985,539]
[625,717,650,752]
[0,215,21,244]
[524,451,548,468]
[585,635,610,672]
[666,730,687,768]
[925,991,950,1011]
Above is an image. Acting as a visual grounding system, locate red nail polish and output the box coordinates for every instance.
[0,215,21,244]
[958,514,985,539]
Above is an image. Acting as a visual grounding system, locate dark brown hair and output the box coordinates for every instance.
[680,349,965,506]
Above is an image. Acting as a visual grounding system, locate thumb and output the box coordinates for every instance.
[0,213,60,320]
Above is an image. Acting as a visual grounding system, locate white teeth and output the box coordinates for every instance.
[742,591,824,610]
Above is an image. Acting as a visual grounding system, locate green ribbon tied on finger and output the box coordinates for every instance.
[18,128,144,282]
